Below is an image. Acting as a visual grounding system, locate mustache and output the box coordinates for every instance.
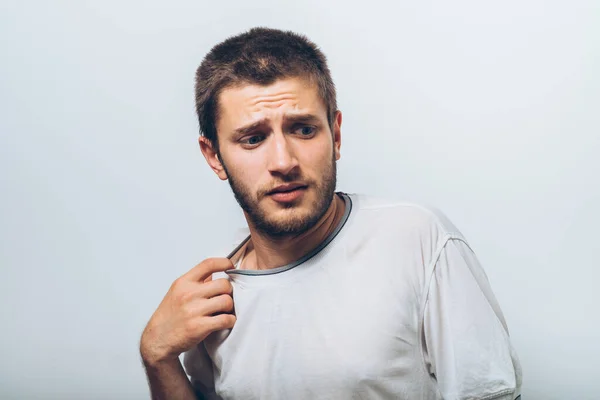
[259,177,313,198]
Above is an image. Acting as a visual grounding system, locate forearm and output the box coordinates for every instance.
[142,357,198,400]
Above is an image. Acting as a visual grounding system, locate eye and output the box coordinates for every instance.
[242,135,265,147]
[295,126,316,136]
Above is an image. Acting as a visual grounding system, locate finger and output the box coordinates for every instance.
[204,313,236,332]
[200,278,233,299]
[183,258,234,282]
[202,294,234,315]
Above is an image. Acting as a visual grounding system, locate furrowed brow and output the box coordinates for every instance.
[283,113,321,125]
[231,114,321,137]
[233,119,269,136]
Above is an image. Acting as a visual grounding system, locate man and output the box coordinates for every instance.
[140,27,522,400]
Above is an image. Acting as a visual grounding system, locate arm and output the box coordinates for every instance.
[140,258,236,400]
[422,237,522,400]
[142,356,198,400]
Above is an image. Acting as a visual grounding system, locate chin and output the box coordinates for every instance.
[266,203,309,220]
[247,185,334,236]
[259,207,318,236]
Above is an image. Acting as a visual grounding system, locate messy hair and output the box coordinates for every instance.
[194,27,337,152]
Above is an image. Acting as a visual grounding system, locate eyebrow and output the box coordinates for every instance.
[232,113,322,137]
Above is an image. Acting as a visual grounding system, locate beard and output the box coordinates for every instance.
[221,151,337,238]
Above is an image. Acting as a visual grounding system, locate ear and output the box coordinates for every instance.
[332,110,342,161]
[199,136,228,180]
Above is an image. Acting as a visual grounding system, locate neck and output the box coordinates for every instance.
[242,193,346,270]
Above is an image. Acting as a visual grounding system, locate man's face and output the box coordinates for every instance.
[205,77,342,237]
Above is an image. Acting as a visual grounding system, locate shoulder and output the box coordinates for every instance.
[345,192,466,242]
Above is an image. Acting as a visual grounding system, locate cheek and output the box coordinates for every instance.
[305,138,334,166]
[228,152,264,183]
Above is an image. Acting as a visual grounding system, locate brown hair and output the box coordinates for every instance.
[194,27,337,152]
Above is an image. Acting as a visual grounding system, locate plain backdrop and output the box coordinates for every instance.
[1,0,598,399]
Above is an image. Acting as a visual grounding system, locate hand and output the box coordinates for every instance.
[140,258,236,366]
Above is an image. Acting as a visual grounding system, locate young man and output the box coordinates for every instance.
[140,27,522,400]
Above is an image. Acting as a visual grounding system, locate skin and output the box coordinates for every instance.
[200,76,345,270]
[140,258,236,400]
[140,76,344,399]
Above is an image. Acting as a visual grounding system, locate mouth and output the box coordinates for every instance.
[268,183,307,194]
[267,183,308,202]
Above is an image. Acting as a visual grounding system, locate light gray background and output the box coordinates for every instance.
[1,0,598,399]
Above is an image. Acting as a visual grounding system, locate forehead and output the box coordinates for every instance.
[216,77,327,134]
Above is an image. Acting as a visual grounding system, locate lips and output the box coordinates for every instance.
[267,184,307,203]
[268,183,307,194]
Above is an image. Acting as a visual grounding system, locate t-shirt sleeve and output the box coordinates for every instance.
[422,237,523,400]
[182,342,222,400]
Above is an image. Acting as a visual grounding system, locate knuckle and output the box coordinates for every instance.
[210,294,233,312]
[217,278,233,293]
[180,302,196,319]
[170,277,184,291]
[223,313,236,326]
[169,285,185,303]
[173,287,193,305]
[171,284,198,307]
[203,257,219,268]
[183,318,198,336]
[212,313,235,330]
[222,295,234,309]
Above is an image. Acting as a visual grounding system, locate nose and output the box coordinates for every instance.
[266,132,299,176]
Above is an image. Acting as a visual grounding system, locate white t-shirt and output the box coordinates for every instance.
[183,192,522,400]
